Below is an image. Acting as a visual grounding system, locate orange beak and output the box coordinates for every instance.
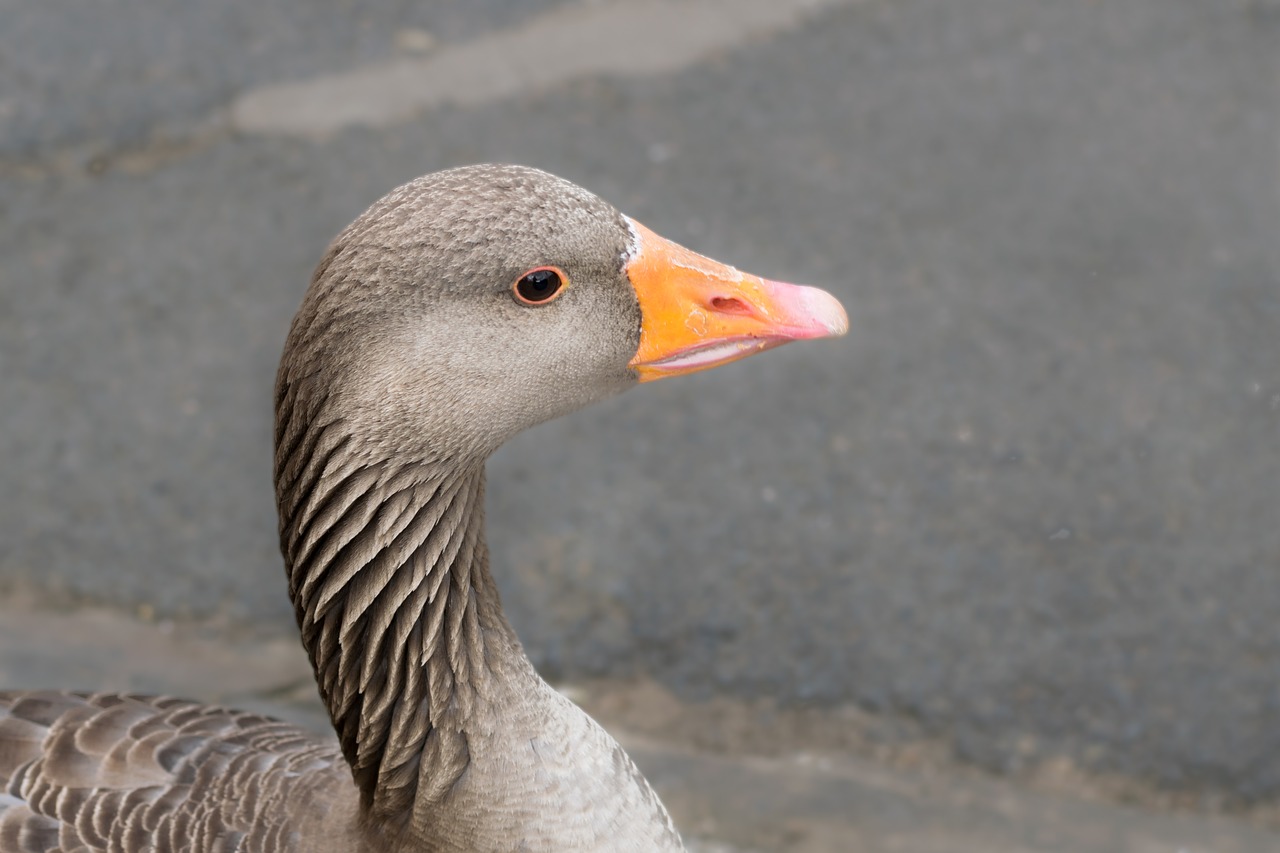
[624,219,848,382]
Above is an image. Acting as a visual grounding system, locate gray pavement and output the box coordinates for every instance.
[2,0,1279,843]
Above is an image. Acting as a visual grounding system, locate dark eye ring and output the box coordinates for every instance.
[512,266,568,306]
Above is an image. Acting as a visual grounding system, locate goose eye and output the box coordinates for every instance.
[513,267,567,306]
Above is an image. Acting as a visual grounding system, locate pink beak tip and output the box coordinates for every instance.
[764,279,850,339]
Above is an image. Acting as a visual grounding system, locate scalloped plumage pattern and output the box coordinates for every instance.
[0,692,355,853]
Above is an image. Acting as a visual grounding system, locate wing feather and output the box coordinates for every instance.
[0,691,354,853]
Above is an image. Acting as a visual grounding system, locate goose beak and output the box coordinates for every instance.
[624,218,848,382]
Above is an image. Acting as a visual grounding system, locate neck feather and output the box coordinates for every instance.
[274,388,524,824]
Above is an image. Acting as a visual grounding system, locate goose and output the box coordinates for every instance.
[0,164,847,852]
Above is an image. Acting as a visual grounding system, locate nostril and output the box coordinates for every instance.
[710,296,752,316]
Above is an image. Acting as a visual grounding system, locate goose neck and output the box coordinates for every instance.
[278,443,527,821]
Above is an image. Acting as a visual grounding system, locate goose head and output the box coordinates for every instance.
[270,164,849,847]
[278,163,847,465]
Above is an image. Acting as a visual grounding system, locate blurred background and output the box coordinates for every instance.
[1,1,1278,850]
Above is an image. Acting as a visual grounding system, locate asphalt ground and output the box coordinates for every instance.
[1,0,1278,836]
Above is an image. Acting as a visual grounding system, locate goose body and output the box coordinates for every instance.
[0,165,846,852]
